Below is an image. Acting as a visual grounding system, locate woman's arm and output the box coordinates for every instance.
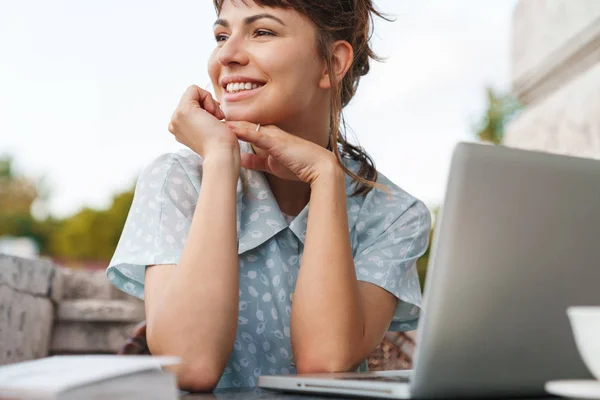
[290,160,398,373]
[225,121,400,374]
[145,150,240,392]
[143,86,241,392]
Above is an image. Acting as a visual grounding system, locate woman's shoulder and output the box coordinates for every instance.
[140,148,203,177]
[375,170,429,214]
[137,148,204,190]
[343,158,430,219]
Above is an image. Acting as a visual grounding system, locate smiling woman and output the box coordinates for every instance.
[211,0,387,194]
[105,0,431,393]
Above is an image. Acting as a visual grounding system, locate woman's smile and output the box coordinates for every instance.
[223,83,265,102]
[221,75,267,103]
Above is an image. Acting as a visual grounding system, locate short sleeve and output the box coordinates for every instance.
[106,153,199,300]
[354,198,431,331]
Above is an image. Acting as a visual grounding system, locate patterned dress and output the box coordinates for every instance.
[106,143,431,389]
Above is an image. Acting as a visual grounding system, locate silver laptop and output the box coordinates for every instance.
[258,142,600,398]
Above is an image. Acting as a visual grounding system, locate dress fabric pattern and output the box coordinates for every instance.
[106,143,431,389]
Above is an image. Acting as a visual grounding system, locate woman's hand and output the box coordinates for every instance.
[168,85,239,159]
[225,121,340,184]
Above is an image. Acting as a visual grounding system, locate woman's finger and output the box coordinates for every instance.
[200,93,224,120]
[226,122,279,150]
[240,153,270,173]
[177,85,205,109]
[217,102,225,120]
[178,85,224,120]
[241,153,298,181]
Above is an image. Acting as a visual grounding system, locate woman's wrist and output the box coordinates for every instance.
[203,147,241,177]
[310,154,345,188]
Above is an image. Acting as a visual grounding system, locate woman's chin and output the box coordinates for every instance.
[223,108,276,125]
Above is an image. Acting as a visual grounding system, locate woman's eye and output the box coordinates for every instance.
[255,29,275,37]
[215,34,228,42]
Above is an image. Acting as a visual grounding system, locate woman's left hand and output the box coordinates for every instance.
[225,121,339,184]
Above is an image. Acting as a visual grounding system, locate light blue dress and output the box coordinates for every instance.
[106,143,431,389]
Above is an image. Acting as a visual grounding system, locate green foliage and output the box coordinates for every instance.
[0,156,13,178]
[0,154,135,262]
[48,189,134,261]
[0,156,40,239]
[474,87,522,145]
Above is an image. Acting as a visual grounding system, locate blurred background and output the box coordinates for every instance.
[3,0,600,372]
[0,0,520,279]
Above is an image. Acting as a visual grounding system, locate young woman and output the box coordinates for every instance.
[107,0,431,392]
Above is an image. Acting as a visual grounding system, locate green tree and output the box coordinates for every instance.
[474,87,522,145]
[0,156,61,254]
[48,187,135,261]
[0,155,135,261]
[0,156,40,238]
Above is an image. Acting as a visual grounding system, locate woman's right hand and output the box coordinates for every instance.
[168,85,239,159]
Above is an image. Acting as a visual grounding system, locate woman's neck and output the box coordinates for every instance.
[254,113,330,216]
[266,175,311,216]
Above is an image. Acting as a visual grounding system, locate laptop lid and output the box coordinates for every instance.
[410,143,600,398]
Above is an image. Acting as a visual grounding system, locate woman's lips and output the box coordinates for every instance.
[223,84,265,102]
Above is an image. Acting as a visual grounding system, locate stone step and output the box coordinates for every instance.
[58,268,130,301]
[50,321,139,354]
[56,299,145,322]
[0,253,62,302]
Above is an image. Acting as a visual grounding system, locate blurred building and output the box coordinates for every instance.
[505,0,600,154]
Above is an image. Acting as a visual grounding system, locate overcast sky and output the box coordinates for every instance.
[0,0,517,219]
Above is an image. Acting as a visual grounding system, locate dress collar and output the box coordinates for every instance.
[235,142,362,254]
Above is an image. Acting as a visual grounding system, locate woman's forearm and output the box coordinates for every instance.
[147,151,240,389]
[290,163,365,372]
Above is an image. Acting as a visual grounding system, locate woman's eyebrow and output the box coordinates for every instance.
[214,13,286,28]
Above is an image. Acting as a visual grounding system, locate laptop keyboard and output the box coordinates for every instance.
[336,375,411,383]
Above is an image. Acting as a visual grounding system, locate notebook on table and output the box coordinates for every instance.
[0,355,180,400]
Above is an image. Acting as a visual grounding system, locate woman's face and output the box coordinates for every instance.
[208,0,327,125]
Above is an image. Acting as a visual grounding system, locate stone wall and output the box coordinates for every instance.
[50,268,144,355]
[0,254,61,364]
[0,254,144,365]
[506,0,600,154]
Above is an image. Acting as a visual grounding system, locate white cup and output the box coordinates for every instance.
[567,306,600,380]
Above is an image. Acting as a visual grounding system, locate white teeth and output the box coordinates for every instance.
[225,82,264,93]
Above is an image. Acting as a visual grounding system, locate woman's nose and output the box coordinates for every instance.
[217,36,250,67]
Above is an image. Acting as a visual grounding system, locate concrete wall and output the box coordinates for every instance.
[0,254,61,364]
[0,254,144,365]
[506,0,600,155]
[50,268,144,355]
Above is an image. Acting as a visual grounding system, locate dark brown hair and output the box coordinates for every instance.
[213,0,390,196]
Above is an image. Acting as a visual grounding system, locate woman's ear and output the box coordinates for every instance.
[319,40,354,89]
